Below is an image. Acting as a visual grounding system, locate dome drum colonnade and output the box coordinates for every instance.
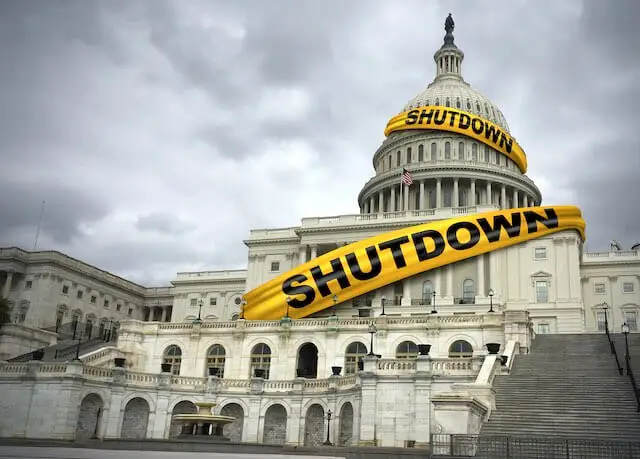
[357,14,541,216]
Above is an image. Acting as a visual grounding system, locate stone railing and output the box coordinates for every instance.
[147,314,501,334]
[374,357,483,377]
[0,362,361,395]
[582,250,640,263]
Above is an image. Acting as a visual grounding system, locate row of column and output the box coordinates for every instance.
[143,306,172,322]
[2,271,14,298]
[362,178,534,214]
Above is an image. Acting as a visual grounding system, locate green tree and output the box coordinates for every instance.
[0,296,10,330]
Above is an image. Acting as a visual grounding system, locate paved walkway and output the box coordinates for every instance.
[0,446,345,459]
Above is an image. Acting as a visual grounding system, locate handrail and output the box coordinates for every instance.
[604,327,623,375]
[623,343,640,412]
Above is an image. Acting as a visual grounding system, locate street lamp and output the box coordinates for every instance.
[368,323,377,355]
[602,302,609,332]
[332,294,338,317]
[323,409,333,446]
[380,296,386,316]
[622,322,631,375]
[431,291,437,314]
[196,299,203,322]
[488,289,495,313]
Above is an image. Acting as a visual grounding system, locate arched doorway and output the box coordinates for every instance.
[220,403,244,442]
[170,400,196,437]
[338,402,354,446]
[296,342,318,378]
[303,404,325,446]
[263,404,287,445]
[75,393,103,440]
[120,397,150,439]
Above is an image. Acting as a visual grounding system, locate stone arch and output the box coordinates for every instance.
[122,393,156,414]
[263,403,287,445]
[205,343,227,377]
[338,401,354,446]
[389,334,423,353]
[120,397,150,439]
[343,341,368,375]
[448,339,474,358]
[296,342,319,378]
[170,400,197,438]
[304,403,325,446]
[250,342,272,379]
[446,334,478,353]
[75,393,104,440]
[220,402,244,442]
[245,336,278,356]
[163,344,183,375]
[395,340,419,359]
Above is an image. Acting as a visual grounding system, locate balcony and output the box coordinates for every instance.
[301,205,498,229]
[582,250,640,264]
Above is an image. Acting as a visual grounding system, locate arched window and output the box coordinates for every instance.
[396,341,419,359]
[444,142,451,160]
[406,147,412,164]
[344,342,368,375]
[418,145,424,161]
[396,151,401,167]
[250,343,272,379]
[422,281,433,305]
[231,313,239,321]
[466,99,471,110]
[472,143,478,161]
[462,279,475,304]
[458,142,465,160]
[445,98,450,107]
[430,142,437,160]
[435,98,440,106]
[206,344,226,378]
[456,98,461,109]
[163,345,182,375]
[387,154,391,170]
[449,340,473,358]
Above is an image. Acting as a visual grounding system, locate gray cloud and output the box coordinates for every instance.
[0,0,638,284]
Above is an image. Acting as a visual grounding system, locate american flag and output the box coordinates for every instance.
[401,168,413,186]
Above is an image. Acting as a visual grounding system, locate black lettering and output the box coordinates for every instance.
[458,113,471,130]
[310,258,351,297]
[524,208,559,234]
[412,230,445,261]
[477,213,522,242]
[378,236,411,268]
[471,118,484,135]
[484,124,501,144]
[448,111,458,127]
[346,246,382,281]
[282,274,316,309]
[447,222,481,250]
[418,109,435,125]
[499,133,513,154]
[405,110,419,125]
[433,110,447,126]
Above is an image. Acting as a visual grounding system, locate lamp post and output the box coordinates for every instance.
[368,323,377,355]
[602,302,609,333]
[332,294,338,317]
[196,299,203,322]
[285,297,291,318]
[431,291,437,314]
[488,289,495,313]
[623,322,631,375]
[323,409,333,446]
[381,296,386,316]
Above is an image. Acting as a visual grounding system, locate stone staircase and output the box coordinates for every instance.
[480,333,640,442]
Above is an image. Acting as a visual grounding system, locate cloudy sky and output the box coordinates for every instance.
[1,0,638,286]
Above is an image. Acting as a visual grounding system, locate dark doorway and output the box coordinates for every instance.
[297,343,318,378]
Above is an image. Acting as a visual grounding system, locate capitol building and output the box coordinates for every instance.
[0,16,638,451]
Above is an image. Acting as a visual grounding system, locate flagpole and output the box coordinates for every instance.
[33,200,46,250]
[399,172,403,212]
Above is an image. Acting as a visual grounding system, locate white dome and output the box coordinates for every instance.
[402,80,510,133]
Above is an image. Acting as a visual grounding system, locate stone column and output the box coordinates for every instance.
[358,356,378,446]
[435,270,442,298]
[402,280,411,306]
[390,187,396,212]
[512,189,519,208]
[299,245,307,264]
[404,185,410,211]
[310,245,317,260]
[378,191,384,213]
[2,271,13,298]
[363,201,368,214]
[161,307,167,323]
[369,197,375,213]
[476,254,485,298]
[419,181,425,210]
[485,182,492,205]
[523,195,529,207]
[470,180,476,206]
[436,179,442,208]
[446,265,453,299]
[452,179,459,207]
[413,356,432,447]
[501,185,507,209]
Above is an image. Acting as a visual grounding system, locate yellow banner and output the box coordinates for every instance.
[384,106,528,174]
[242,206,585,320]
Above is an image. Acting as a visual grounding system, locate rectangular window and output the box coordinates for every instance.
[596,311,606,332]
[77,291,83,299]
[25,280,32,289]
[190,298,197,307]
[594,283,606,294]
[534,247,547,259]
[128,308,133,316]
[270,261,280,272]
[116,303,121,311]
[396,151,400,166]
[104,300,109,308]
[623,282,634,293]
[62,285,69,294]
[535,280,549,303]
[625,311,638,331]
[537,323,550,334]
[210,298,217,306]
[90,295,97,304]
